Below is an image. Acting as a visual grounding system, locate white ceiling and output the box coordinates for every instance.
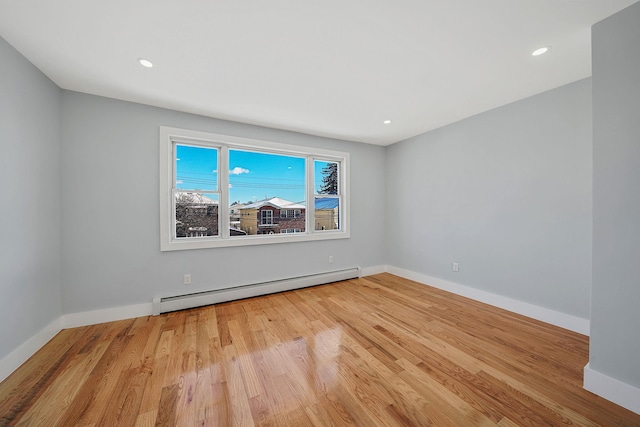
[0,1,636,146]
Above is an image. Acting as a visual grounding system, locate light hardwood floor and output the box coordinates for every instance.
[1,273,639,426]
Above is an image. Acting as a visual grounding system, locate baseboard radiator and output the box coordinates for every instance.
[152,266,362,315]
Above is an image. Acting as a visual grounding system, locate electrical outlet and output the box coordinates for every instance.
[452,262,459,272]
[329,255,334,264]
[184,273,192,285]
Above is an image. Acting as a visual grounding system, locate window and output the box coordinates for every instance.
[280,228,302,234]
[160,127,349,250]
[314,160,341,231]
[281,209,301,218]
[174,145,219,238]
[261,210,274,225]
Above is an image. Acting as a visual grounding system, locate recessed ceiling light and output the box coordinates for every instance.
[383,120,392,124]
[138,58,153,68]
[532,47,550,57]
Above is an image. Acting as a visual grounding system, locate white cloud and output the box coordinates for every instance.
[229,184,233,188]
[176,180,183,184]
[230,167,250,175]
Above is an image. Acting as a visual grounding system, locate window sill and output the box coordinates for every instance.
[160,230,349,251]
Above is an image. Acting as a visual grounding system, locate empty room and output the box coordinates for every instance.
[1,0,640,425]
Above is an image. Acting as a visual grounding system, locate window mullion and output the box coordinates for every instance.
[170,143,179,241]
[306,156,315,235]
[219,145,229,239]
[340,155,348,234]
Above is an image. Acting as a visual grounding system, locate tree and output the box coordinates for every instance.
[175,193,218,237]
[318,162,338,195]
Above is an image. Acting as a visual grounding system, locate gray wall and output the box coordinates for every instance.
[60,92,386,314]
[386,79,593,319]
[0,37,62,359]
[8,12,638,398]
[591,1,640,387]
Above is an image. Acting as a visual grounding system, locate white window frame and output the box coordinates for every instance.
[160,126,350,251]
[313,159,344,233]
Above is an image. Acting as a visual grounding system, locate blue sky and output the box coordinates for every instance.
[228,150,305,203]
[176,145,333,204]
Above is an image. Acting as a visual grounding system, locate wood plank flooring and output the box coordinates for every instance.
[1,273,639,426]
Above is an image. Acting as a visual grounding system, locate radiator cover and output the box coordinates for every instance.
[152,267,361,315]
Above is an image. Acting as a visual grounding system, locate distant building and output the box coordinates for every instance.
[229,202,247,231]
[175,193,219,237]
[314,198,339,231]
[176,194,338,237]
[239,197,305,235]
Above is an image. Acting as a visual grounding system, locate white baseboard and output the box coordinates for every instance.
[61,303,153,329]
[584,363,640,415]
[0,318,62,383]
[61,266,373,325]
[386,265,590,336]
[361,265,387,277]
[0,303,154,383]
[0,266,591,386]
[0,268,380,382]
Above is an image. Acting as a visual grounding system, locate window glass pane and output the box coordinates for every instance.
[175,192,219,238]
[315,197,340,231]
[176,145,218,191]
[230,150,306,237]
[314,160,339,195]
